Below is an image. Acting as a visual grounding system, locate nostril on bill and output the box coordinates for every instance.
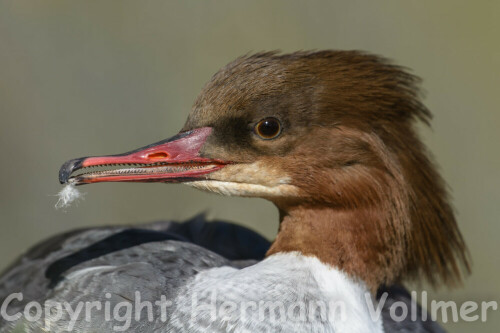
[147,152,169,160]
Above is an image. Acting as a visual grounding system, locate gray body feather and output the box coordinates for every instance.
[0,218,444,332]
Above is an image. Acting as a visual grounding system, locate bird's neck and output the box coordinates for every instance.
[266,205,404,292]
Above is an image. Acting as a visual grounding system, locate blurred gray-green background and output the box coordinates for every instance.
[1,1,498,331]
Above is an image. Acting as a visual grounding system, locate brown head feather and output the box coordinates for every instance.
[184,51,470,290]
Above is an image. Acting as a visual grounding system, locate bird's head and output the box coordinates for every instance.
[59,51,469,289]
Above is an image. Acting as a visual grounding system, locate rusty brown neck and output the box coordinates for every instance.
[266,204,404,292]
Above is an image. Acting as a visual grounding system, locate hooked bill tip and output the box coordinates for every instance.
[59,157,86,184]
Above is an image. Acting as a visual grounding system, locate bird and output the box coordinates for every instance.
[0,51,469,332]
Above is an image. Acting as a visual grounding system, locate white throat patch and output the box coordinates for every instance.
[185,180,298,197]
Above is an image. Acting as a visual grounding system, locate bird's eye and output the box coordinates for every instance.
[254,117,282,140]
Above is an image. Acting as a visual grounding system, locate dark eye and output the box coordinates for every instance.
[254,117,282,140]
